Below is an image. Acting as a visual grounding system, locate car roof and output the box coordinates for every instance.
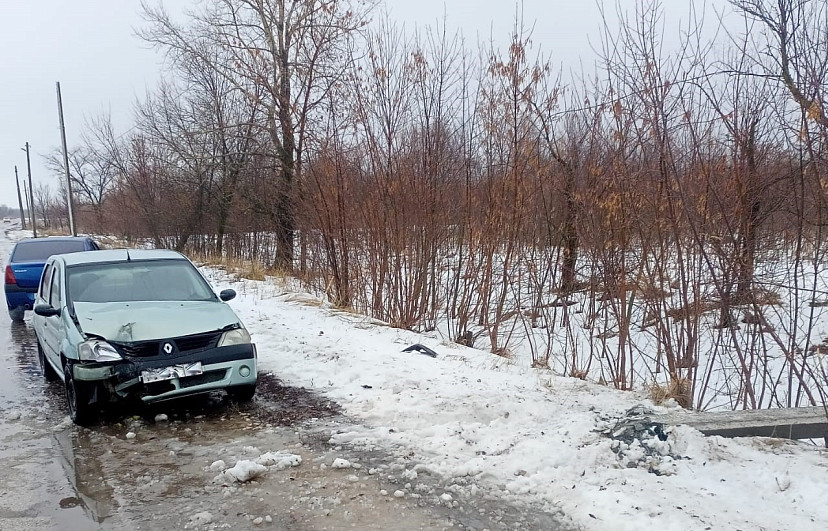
[15,236,93,245]
[57,248,187,266]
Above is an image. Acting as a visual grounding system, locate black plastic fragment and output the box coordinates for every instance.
[402,344,437,358]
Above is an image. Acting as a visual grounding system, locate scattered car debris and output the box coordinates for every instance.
[607,406,668,444]
[402,344,437,358]
[603,406,683,476]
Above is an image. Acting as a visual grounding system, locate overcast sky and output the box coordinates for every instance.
[0,0,735,210]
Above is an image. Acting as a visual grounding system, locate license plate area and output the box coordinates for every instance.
[141,362,203,383]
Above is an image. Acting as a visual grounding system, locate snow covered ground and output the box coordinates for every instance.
[192,266,828,531]
[4,226,824,530]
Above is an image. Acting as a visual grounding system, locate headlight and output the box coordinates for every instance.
[78,340,123,362]
[218,327,251,347]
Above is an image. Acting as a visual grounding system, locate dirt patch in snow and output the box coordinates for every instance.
[248,371,341,425]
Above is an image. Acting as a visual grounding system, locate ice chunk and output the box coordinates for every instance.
[187,511,213,528]
[217,460,267,483]
[256,451,302,469]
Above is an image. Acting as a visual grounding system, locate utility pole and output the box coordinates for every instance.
[56,82,77,236]
[23,142,37,238]
[23,181,31,232]
[14,166,26,229]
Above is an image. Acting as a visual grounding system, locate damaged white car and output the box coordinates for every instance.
[32,249,257,425]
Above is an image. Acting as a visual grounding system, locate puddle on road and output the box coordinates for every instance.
[8,322,42,380]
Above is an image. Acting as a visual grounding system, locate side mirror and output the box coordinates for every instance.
[34,303,61,317]
[219,289,236,302]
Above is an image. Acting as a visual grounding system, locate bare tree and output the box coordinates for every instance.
[43,124,118,231]
[140,0,375,270]
[729,0,828,129]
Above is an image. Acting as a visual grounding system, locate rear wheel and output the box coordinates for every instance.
[38,342,59,381]
[64,362,95,425]
[227,383,256,402]
[8,307,24,322]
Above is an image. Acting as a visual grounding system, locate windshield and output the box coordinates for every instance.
[12,240,88,262]
[67,260,216,303]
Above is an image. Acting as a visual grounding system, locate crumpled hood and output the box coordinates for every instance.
[73,300,241,342]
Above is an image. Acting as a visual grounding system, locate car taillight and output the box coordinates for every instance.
[4,265,16,286]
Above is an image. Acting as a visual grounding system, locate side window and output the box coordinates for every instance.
[49,267,62,308]
[39,264,52,300]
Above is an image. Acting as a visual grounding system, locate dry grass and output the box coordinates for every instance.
[32,227,72,237]
[665,299,720,321]
[491,347,512,359]
[581,275,671,301]
[636,282,672,301]
[663,287,781,323]
[750,288,782,306]
[189,252,278,282]
[648,377,692,409]
[569,368,588,380]
[808,336,828,355]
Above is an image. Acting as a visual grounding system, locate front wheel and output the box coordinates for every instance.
[64,362,95,425]
[38,342,59,382]
[227,383,256,402]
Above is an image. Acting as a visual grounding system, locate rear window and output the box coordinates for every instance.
[11,240,88,262]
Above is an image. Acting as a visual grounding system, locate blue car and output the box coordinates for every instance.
[4,237,99,321]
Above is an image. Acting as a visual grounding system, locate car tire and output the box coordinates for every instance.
[8,307,24,322]
[64,361,95,425]
[38,342,59,382]
[227,383,256,402]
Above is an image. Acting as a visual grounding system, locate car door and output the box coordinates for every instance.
[40,264,65,368]
[32,262,52,340]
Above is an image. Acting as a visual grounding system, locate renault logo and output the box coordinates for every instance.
[163,342,174,354]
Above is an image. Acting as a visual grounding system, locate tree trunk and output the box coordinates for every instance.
[273,5,296,272]
[735,119,759,302]
[560,164,579,295]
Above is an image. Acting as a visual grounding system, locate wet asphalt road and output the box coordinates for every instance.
[0,228,571,531]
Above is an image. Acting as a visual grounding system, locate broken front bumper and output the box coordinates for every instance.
[73,343,257,403]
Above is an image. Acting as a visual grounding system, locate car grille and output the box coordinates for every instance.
[143,379,175,395]
[179,369,227,388]
[113,331,222,358]
[140,369,228,397]
[117,342,160,357]
[175,331,221,352]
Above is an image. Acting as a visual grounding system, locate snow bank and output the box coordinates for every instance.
[200,267,828,530]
